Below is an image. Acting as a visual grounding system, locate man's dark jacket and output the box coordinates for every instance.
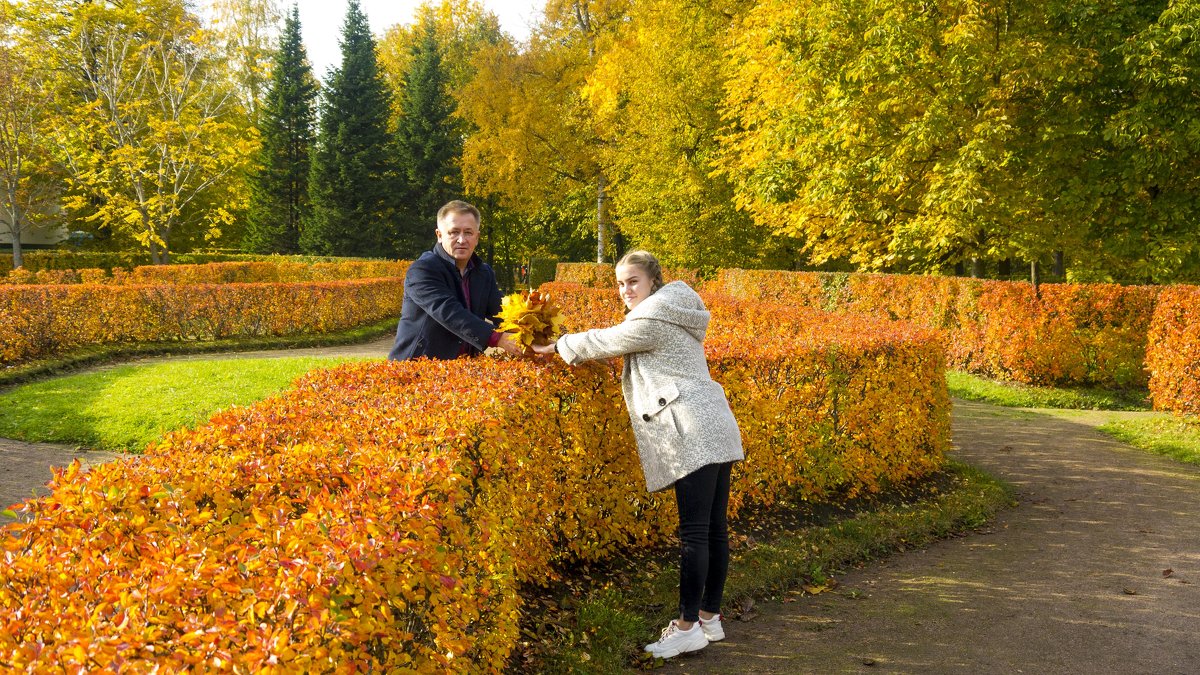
[387,244,503,361]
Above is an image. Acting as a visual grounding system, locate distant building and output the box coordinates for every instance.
[0,220,68,249]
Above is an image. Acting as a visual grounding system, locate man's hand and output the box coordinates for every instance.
[495,333,525,356]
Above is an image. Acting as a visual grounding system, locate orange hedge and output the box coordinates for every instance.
[555,262,615,288]
[712,269,1160,388]
[0,278,403,367]
[553,263,707,290]
[539,283,949,503]
[1,260,410,285]
[0,286,949,671]
[1,251,370,273]
[1147,286,1200,414]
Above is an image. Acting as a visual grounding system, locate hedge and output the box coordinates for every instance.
[1,251,375,273]
[554,262,708,290]
[1147,286,1200,414]
[709,269,1160,389]
[0,278,404,368]
[0,286,949,671]
[1,261,410,285]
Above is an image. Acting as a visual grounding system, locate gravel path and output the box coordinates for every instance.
[668,400,1200,674]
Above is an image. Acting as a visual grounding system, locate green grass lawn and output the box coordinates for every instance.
[1099,416,1200,466]
[946,370,1151,411]
[946,370,1200,466]
[0,356,356,452]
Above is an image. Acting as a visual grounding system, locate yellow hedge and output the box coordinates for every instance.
[711,268,1160,389]
[553,263,707,290]
[0,278,404,367]
[1,260,410,285]
[0,286,949,670]
[1147,286,1200,414]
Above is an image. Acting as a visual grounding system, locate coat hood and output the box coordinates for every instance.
[626,281,709,341]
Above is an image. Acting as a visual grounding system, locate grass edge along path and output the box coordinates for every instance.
[947,371,1200,467]
[946,370,1150,411]
[527,461,1015,673]
[0,318,396,388]
[1098,416,1200,467]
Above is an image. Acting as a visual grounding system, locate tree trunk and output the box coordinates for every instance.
[998,258,1012,278]
[1031,260,1041,298]
[596,173,608,263]
[7,188,23,269]
[10,233,21,269]
[1053,251,1065,279]
[971,258,984,278]
[953,261,965,276]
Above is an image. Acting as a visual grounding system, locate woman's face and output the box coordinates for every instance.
[616,263,653,310]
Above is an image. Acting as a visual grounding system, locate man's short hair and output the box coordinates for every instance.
[437,200,480,227]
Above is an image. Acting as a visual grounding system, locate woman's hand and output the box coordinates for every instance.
[530,342,557,357]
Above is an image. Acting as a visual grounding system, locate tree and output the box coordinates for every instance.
[392,19,460,257]
[23,0,255,263]
[303,0,397,257]
[581,0,784,270]
[459,0,627,263]
[1090,0,1200,282]
[378,0,504,100]
[379,1,504,257]
[0,3,60,269]
[209,0,283,127]
[716,0,1178,282]
[243,3,317,254]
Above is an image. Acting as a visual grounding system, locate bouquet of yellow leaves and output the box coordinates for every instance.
[498,290,565,352]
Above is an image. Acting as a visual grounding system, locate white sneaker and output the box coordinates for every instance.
[644,620,708,659]
[700,614,725,642]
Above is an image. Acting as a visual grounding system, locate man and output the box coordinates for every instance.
[388,200,522,361]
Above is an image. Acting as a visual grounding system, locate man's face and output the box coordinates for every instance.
[436,211,480,269]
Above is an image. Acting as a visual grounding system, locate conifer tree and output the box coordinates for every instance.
[302,0,397,257]
[393,18,460,258]
[243,4,316,254]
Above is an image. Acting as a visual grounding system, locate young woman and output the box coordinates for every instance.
[532,250,744,659]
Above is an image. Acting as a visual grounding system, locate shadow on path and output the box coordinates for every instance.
[667,399,1200,674]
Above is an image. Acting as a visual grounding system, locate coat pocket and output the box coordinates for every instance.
[639,382,680,419]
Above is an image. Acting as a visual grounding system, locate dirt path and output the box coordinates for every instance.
[669,400,1200,674]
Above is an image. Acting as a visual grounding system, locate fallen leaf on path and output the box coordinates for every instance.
[802,579,838,595]
[1163,569,1174,578]
[737,597,758,622]
[1122,587,1138,595]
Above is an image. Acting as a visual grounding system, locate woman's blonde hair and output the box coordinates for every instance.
[616,250,664,292]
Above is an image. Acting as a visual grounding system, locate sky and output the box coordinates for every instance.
[289,0,541,80]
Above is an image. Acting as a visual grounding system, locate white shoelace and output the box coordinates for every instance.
[659,621,683,641]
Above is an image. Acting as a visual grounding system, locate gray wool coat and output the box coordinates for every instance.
[556,281,744,492]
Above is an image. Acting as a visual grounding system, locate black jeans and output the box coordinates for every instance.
[673,461,733,622]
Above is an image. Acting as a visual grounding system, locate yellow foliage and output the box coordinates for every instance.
[497,290,565,349]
